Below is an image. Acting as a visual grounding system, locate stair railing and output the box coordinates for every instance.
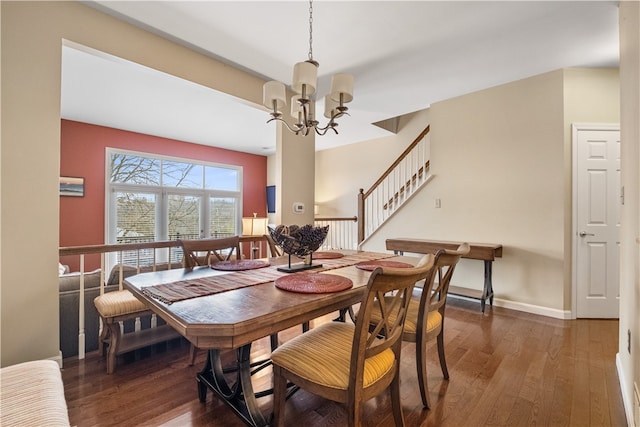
[314,216,358,250]
[357,125,431,243]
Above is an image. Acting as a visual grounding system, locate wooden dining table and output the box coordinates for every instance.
[124,250,414,427]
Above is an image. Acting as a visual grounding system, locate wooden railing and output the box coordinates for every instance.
[58,236,269,360]
[357,125,432,243]
[314,216,359,250]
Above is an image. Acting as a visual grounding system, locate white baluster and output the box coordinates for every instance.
[78,255,86,360]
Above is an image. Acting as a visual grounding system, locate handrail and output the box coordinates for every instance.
[314,217,359,250]
[361,125,430,199]
[314,216,357,222]
[357,125,431,243]
[59,240,180,257]
[59,236,269,259]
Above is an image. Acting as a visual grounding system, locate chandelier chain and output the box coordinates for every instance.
[308,0,314,61]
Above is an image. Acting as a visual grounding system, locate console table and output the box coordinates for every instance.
[385,238,503,313]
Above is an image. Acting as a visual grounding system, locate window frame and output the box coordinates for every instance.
[105,148,243,247]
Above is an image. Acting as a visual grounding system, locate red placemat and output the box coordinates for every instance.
[275,273,353,294]
[210,259,270,271]
[355,260,414,271]
[312,251,345,260]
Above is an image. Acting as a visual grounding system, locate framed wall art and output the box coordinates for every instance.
[59,176,84,197]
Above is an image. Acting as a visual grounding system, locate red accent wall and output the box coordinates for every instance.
[60,119,267,251]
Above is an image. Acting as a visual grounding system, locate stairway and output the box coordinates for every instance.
[357,125,432,244]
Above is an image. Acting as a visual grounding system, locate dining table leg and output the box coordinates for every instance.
[197,345,268,427]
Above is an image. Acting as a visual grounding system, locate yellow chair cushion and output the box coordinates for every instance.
[271,322,395,390]
[94,290,148,317]
[370,297,442,336]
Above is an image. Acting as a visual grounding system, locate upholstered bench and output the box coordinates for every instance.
[0,360,70,426]
[94,289,181,374]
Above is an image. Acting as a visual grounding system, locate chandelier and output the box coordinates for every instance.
[262,0,354,136]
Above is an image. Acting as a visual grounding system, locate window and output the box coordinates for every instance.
[106,149,242,264]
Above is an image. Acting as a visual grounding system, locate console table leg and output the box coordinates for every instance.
[483,260,494,313]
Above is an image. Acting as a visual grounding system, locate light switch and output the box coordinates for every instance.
[435,198,441,208]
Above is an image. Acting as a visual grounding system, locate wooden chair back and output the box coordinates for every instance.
[271,253,436,426]
[178,236,242,268]
[352,254,435,394]
[422,242,470,317]
[264,233,282,257]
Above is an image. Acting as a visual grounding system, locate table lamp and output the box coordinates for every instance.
[242,213,268,236]
[242,214,269,259]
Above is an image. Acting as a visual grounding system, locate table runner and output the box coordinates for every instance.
[140,251,394,304]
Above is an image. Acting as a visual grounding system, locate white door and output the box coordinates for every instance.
[573,124,620,318]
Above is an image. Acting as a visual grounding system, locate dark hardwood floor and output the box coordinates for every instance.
[61,298,627,426]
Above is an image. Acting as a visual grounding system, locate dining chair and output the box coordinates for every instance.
[178,236,243,364]
[179,235,243,268]
[271,254,435,427]
[372,242,469,409]
[264,233,283,257]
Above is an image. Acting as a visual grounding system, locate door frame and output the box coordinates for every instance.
[571,123,620,319]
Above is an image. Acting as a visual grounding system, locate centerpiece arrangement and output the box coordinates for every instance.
[269,224,329,273]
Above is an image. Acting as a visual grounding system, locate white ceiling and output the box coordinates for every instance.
[62,1,620,156]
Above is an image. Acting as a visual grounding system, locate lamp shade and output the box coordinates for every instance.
[242,217,268,236]
[324,95,340,119]
[290,95,303,118]
[330,73,354,103]
[263,81,287,111]
[292,61,317,96]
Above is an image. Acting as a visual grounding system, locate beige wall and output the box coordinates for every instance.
[564,68,620,310]
[363,71,569,313]
[562,67,620,310]
[618,1,640,423]
[0,2,275,366]
[432,70,568,312]
[276,126,315,226]
[315,109,429,217]
[320,69,621,316]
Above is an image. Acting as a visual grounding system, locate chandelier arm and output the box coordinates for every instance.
[267,116,300,134]
[314,126,331,136]
[317,110,349,129]
[302,102,310,129]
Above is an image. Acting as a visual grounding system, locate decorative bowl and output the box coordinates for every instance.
[268,224,329,258]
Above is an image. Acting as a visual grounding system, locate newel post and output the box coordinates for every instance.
[357,189,365,244]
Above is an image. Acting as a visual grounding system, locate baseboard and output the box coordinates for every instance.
[616,353,634,427]
[448,294,572,319]
[50,351,63,369]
